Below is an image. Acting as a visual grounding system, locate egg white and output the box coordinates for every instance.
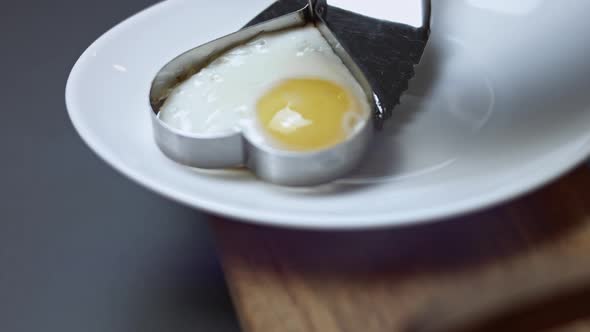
[158,24,370,146]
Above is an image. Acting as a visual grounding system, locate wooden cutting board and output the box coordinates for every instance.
[212,166,590,332]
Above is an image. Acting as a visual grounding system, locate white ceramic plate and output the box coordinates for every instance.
[66,0,590,229]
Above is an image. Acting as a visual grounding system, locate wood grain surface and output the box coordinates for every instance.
[212,166,590,332]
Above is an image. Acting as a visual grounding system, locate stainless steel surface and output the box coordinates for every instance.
[246,117,373,186]
[149,0,431,186]
[153,121,245,169]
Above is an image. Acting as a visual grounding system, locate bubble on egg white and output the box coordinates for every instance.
[342,111,365,135]
[210,74,223,83]
[228,48,250,56]
[234,105,249,115]
[210,56,230,66]
[246,39,268,53]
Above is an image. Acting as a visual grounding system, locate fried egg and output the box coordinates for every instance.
[158,24,370,152]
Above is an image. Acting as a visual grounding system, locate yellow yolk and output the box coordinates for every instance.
[256,78,364,151]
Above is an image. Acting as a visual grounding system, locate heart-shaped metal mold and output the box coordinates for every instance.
[149,0,430,186]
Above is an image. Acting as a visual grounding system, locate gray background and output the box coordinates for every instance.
[3,1,239,331]
[4,1,590,332]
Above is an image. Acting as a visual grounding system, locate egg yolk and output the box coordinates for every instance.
[256,78,364,151]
